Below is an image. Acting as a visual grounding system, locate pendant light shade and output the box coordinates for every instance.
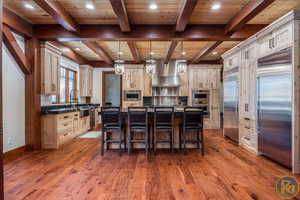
[176,41,187,74]
[114,41,125,75]
[145,41,155,75]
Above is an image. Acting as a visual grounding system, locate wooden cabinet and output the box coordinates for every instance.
[41,112,90,149]
[123,66,144,90]
[257,23,293,58]
[80,65,93,97]
[143,69,152,96]
[122,65,144,108]
[204,89,221,129]
[240,44,257,119]
[41,42,62,95]
[239,118,257,152]
[179,71,188,96]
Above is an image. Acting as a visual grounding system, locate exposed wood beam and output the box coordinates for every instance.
[225,0,275,34]
[176,0,199,32]
[191,41,222,64]
[109,0,130,32]
[89,61,117,68]
[83,42,114,65]
[189,59,222,65]
[3,25,31,74]
[33,24,266,41]
[164,41,178,64]
[127,41,141,63]
[33,0,79,32]
[3,7,32,37]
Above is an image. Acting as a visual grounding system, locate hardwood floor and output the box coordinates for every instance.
[4,129,300,200]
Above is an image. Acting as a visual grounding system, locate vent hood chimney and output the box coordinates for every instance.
[152,60,180,87]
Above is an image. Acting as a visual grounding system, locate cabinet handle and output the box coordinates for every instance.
[64,116,69,119]
[64,133,68,136]
[269,39,272,49]
[245,126,251,129]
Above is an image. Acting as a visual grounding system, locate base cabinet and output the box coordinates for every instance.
[42,112,90,149]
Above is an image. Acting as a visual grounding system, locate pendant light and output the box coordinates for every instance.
[177,41,187,74]
[145,41,155,75]
[114,41,125,75]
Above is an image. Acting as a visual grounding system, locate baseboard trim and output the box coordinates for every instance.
[4,146,26,160]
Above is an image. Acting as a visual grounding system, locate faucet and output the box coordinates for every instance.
[70,89,79,104]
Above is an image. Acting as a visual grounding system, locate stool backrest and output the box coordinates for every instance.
[101,107,121,126]
[154,107,174,126]
[128,107,148,126]
[183,107,203,127]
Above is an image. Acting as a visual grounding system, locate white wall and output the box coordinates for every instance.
[3,43,26,153]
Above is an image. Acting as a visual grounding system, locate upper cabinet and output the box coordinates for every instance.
[41,42,62,95]
[257,23,293,58]
[189,66,222,90]
[122,66,144,90]
[80,65,93,97]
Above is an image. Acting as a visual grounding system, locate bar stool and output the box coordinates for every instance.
[101,107,125,156]
[180,107,204,155]
[127,107,149,155]
[153,107,174,154]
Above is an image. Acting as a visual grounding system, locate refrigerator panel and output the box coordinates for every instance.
[257,73,292,168]
[224,77,239,142]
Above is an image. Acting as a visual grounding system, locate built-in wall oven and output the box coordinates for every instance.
[192,90,209,117]
[124,90,141,101]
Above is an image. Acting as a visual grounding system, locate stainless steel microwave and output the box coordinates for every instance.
[124,90,141,101]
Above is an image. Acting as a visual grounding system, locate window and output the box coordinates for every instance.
[52,67,77,104]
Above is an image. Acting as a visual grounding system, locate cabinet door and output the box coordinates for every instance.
[273,23,293,51]
[88,69,93,97]
[143,69,152,96]
[43,50,52,94]
[257,34,273,58]
[179,72,188,96]
[51,54,60,94]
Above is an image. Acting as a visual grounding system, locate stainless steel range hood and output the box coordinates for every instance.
[152,60,180,87]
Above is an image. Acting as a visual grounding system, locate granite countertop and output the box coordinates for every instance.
[41,104,100,115]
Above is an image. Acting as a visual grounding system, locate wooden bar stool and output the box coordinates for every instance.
[153,107,174,154]
[180,107,204,155]
[101,107,126,156]
[127,107,149,155]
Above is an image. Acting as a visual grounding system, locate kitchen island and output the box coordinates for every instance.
[101,107,205,149]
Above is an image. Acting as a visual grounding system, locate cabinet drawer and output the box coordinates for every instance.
[59,128,73,145]
[58,119,73,131]
[57,113,74,122]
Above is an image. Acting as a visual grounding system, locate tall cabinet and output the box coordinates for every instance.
[41,42,62,95]
[80,65,93,97]
[222,10,300,173]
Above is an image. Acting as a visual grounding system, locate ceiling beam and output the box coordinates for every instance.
[83,42,114,65]
[225,0,275,34]
[33,0,79,32]
[164,41,179,64]
[33,24,266,41]
[127,41,141,63]
[3,25,31,74]
[191,41,222,63]
[176,0,199,32]
[109,0,131,32]
[3,7,32,37]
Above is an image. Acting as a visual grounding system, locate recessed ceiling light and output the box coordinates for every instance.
[212,51,218,55]
[85,3,95,10]
[118,51,123,55]
[75,48,80,51]
[211,3,221,10]
[150,51,155,55]
[24,3,34,10]
[63,48,70,53]
[181,51,187,56]
[149,3,158,10]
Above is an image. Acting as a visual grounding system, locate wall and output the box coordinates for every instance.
[3,40,26,152]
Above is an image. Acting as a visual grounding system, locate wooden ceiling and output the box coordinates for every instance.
[4,0,300,67]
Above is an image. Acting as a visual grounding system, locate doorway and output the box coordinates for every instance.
[102,71,122,107]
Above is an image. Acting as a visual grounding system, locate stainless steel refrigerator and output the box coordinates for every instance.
[223,67,239,142]
[257,48,292,168]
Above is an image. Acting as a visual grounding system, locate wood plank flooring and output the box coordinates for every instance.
[4,129,300,200]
